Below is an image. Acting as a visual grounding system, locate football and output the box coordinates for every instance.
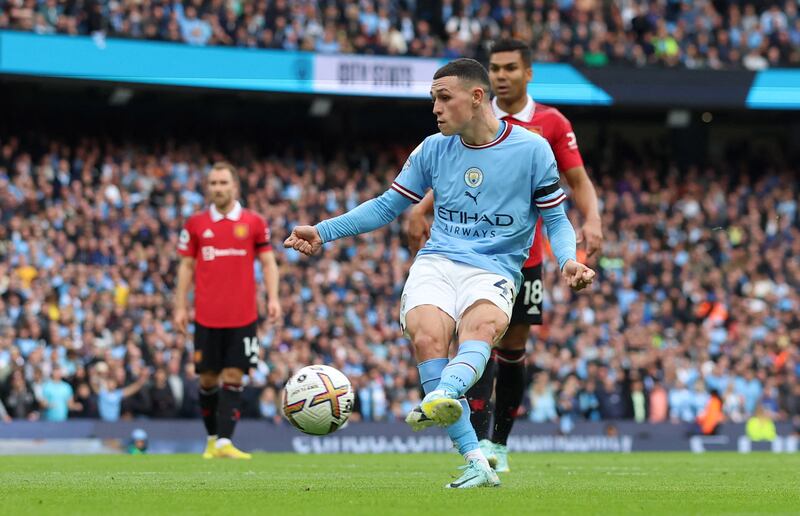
[282,365,354,435]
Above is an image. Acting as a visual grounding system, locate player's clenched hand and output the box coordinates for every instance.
[267,298,282,325]
[405,209,431,255]
[174,307,189,335]
[283,225,323,256]
[580,218,603,258]
[562,259,595,291]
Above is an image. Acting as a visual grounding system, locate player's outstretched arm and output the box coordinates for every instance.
[540,203,595,291]
[286,189,414,256]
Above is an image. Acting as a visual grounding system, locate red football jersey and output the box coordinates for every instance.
[177,202,272,328]
[492,96,584,268]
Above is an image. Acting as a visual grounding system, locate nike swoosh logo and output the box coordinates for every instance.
[411,407,431,420]
[449,476,479,488]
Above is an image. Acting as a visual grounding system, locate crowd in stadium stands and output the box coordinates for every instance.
[1,0,799,70]
[0,133,797,435]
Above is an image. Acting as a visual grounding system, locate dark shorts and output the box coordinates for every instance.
[510,264,543,326]
[194,321,258,373]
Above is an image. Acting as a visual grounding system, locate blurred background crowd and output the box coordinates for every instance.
[1,0,799,69]
[0,131,797,433]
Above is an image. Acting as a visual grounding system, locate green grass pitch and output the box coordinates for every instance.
[1,453,798,515]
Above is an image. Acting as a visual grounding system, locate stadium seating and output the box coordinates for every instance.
[0,0,798,69]
[0,134,797,428]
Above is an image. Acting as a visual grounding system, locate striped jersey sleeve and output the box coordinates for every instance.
[392,140,431,204]
[531,139,567,210]
[533,180,567,209]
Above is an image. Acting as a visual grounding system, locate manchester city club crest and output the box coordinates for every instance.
[464,167,483,188]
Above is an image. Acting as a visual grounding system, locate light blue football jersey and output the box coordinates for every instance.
[391,121,567,286]
[315,121,573,289]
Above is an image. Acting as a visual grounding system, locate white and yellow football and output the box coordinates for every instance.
[282,365,354,435]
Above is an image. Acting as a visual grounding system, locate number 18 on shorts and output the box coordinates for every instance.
[510,264,543,326]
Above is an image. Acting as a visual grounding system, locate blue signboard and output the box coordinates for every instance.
[528,63,612,105]
[746,69,800,109]
[0,31,612,105]
[0,31,314,93]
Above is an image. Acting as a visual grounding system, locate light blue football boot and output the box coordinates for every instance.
[479,439,498,469]
[445,459,501,489]
[493,443,510,473]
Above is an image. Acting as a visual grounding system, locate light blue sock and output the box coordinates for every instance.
[436,340,492,398]
[418,358,448,395]
[418,358,479,455]
[447,398,478,455]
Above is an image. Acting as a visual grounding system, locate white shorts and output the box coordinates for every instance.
[399,254,515,334]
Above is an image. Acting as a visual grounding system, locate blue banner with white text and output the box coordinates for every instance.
[3,31,799,108]
[0,31,611,104]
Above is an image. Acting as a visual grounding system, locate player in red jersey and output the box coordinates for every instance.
[175,162,281,459]
[406,39,602,471]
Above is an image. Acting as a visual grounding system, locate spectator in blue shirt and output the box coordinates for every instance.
[735,369,763,415]
[690,379,710,418]
[178,6,212,46]
[579,380,601,421]
[40,368,79,422]
[705,360,731,394]
[669,381,694,423]
[529,373,558,423]
[98,369,150,422]
[316,26,340,54]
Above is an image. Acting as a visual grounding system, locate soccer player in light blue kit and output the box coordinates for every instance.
[285,59,595,488]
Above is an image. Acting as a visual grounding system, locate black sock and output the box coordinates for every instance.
[492,349,526,446]
[467,349,497,441]
[199,385,219,437]
[217,383,244,440]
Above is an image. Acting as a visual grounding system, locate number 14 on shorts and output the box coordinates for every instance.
[243,336,259,364]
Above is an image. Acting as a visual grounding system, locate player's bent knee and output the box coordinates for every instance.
[474,320,506,343]
[498,323,529,350]
[199,372,220,389]
[411,333,449,360]
[220,368,244,385]
[460,311,509,344]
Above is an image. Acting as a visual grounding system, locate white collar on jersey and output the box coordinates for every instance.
[491,95,536,123]
[210,201,243,222]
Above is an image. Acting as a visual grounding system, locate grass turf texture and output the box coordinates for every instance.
[1,453,798,515]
